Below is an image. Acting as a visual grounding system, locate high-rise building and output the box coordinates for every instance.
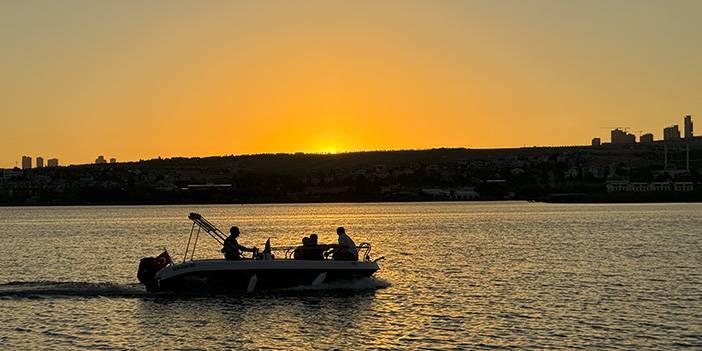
[640,133,654,143]
[611,129,636,144]
[591,138,601,146]
[664,125,681,141]
[47,158,59,167]
[684,115,693,139]
[21,156,32,169]
[36,157,44,168]
[95,155,107,164]
[109,158,116,164]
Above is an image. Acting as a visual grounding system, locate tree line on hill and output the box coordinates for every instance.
[1,144,701,205]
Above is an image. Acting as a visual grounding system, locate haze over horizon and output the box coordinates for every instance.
[2,0,701,168]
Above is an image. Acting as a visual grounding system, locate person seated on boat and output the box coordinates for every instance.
[306,233,327,260]
[221,226,257,260]
[331,227,358,261]
[293,236,311,260]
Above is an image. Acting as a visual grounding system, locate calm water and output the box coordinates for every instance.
[0,202,700,350]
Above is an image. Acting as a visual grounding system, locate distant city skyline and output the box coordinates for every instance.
[8,114,695,168]
[7,112,698,168]
[2,1,701,168]
[9,154,123,169]
[18,155,59,169]
[599,114,695,145]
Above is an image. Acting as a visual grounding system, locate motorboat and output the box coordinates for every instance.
[137,213,382,294]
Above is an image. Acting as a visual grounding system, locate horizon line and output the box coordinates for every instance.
[9,139,695,169]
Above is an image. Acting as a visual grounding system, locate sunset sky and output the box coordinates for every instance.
[1,0,701,167]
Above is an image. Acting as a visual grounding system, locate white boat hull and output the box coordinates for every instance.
[144,259,380,294]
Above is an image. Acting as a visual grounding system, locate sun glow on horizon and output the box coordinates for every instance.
[320,147,339,155]
[1,1,701,167]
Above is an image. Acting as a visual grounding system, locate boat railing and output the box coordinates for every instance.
[277,242,372,261]
[185,212,374,262]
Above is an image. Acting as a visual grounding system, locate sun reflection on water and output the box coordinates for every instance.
[0,203,700,349]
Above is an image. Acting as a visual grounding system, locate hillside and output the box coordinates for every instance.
[2,140,702,205]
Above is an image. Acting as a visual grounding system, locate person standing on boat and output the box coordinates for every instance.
[332,227,358,261]
[222,226,257,260]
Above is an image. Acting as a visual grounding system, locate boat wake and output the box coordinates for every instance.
[0,277,391,299]
[0,281,148,299]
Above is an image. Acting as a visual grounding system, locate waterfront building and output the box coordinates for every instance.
[36,157,44,168]
[684,115,693,139]
[606,180,630,192]
[650,182,672,192]
[639,133,654,143]
[675,182,694,192]
[2,169,22,179]
[47,158,59,167]
[21,156,32,169]
[421,187,480,200]
[611,129,635,144]
[606,180,693,192]
[95,155,107,164]
[591,138,601,146]
[663,125,681,141]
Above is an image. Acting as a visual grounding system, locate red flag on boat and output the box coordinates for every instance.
[155,249,172,267]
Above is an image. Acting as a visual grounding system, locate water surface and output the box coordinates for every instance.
[0,202,700,349]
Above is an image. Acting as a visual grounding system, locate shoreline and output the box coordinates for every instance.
[1,197,702,207]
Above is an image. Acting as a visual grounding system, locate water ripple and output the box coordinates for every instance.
[0,203,700,350]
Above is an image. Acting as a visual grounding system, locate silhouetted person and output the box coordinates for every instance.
[332,227,358,261]
[307,233,327,260]
[221,226,257,260]
[293,237,310,260]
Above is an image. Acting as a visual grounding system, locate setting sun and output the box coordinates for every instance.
[320,147,339,155]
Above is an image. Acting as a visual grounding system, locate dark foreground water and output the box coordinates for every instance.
[0,202,700,350]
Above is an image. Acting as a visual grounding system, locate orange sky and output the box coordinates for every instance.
[1,1,701,167]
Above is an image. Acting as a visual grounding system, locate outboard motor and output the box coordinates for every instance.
[137,250,172,292]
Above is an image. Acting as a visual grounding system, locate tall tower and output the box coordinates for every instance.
[21,156,32,169]
[684,115,693,139]
[664,125,681,141]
